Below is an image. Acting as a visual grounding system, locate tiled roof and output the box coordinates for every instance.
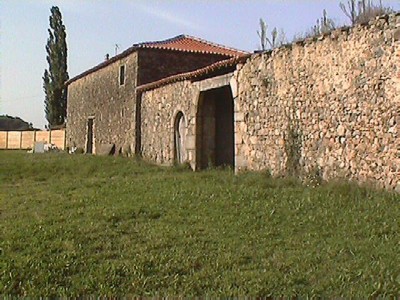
[134,34,248,57]
[136,55,250,93]
[66,35,248,85]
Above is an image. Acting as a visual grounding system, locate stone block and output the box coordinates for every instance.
[186,135,195,150]
[395,183,400,193]
[337,125,346,136]
[234,112,245,122]
[98,143,115,156]
[34,142,45,153]
[121,143,132,157]
[394,29,400,41]
[235,155,248,168]
[230,77,238,98]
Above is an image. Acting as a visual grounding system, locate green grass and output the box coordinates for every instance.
[0,151,399,297]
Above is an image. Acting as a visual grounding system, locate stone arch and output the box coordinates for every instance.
[174,111,187,164]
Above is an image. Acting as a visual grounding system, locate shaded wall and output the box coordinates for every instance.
[66,52,138,153]
[138,49,230,85]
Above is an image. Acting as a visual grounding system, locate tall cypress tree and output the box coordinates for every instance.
[43,6,69,127]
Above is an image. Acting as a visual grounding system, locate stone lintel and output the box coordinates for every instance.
[196,72,234,92]
[235,155,248,168]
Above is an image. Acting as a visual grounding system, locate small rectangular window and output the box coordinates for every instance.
[119,65,125,86]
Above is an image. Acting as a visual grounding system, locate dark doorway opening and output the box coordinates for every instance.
[86,118,94,154]
[196,86,234,169]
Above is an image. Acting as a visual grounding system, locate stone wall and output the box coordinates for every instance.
[140,80,199,167]
[66,52,138,153]
[233,15,400,189]
[139,15,399,190]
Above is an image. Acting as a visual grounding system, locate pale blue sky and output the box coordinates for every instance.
[1,0,399,129]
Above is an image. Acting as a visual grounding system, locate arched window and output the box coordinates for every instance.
[174,112,186,164]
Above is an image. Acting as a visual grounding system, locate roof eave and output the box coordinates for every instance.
[136,54,250,93]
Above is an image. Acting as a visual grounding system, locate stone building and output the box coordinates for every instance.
[67,15,400,190]
[66,35,248,154]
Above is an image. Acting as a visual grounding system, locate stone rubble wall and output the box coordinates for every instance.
[67,53,138,153]
[233,15,400,190]
[140,81,199,167]
[139,15,399,190]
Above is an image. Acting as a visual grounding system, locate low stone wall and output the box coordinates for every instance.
[233,15,400,190]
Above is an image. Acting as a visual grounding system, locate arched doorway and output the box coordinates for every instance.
[196,86,234,169]
[174,112,187,164]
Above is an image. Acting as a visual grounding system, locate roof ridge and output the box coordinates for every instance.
[133,34,185,47]
[136,34,248,56]
[182,34,248,55]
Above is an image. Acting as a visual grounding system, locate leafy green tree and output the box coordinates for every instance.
[43,6,69,127]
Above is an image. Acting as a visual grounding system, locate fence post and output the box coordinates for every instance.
[5,131,8,149]
[33,130,37,148]
[20,131,23,149]
[49,128,52,144]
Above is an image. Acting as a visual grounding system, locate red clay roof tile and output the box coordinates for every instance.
[135,34,248,57]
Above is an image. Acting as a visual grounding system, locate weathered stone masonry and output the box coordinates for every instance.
[233,15,400,189]
[66,38,237,154]
[67,53,138,153]
[139,15,400,190]
[141,80,199,166]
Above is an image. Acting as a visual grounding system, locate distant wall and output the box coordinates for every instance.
[0,129,66,150]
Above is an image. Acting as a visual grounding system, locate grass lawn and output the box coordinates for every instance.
[0,151,399,297]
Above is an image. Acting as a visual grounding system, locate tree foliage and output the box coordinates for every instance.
[43,6,69,127]
[339,0,393,25]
